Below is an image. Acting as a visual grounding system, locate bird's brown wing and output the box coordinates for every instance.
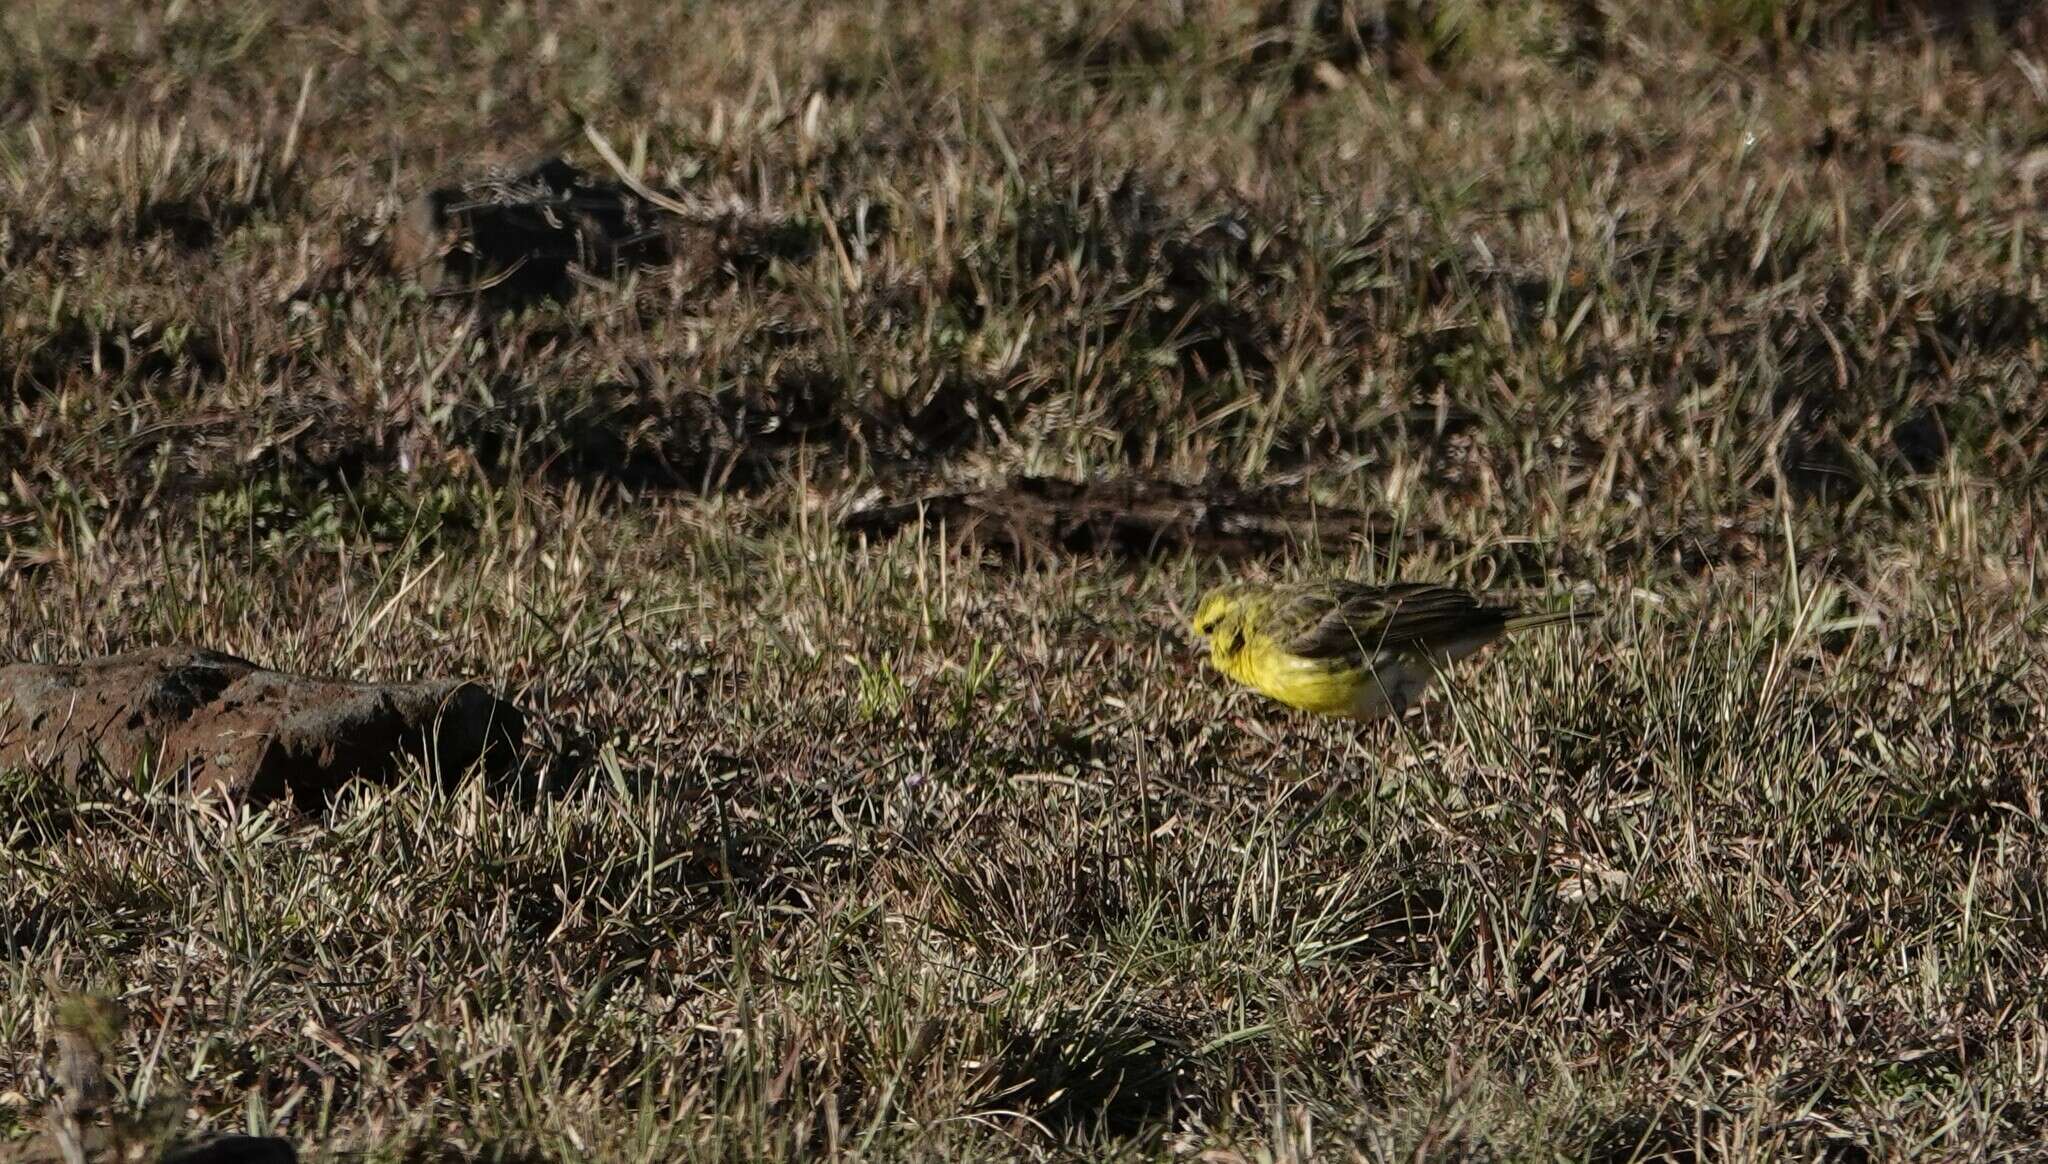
[1278,582,1511,662]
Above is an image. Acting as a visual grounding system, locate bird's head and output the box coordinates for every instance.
[1191,584,1257,660]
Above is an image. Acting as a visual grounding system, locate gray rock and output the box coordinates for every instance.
[0,647,524,806]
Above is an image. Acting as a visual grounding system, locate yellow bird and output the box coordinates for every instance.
[1190,580,1586,721]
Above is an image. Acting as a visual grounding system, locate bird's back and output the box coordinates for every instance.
[1268,581,1512,664]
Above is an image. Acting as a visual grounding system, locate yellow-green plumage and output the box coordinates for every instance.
[1190,580,1584,721]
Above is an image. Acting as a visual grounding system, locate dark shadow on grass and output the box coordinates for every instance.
[385,1136,557,1164]
[1576,1109,1704,1164]
[984,1002,1192,1140]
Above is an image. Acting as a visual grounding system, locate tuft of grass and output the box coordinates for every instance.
[5,0,2048,1160]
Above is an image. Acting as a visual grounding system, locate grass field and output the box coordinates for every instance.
[5,1,2048,1159]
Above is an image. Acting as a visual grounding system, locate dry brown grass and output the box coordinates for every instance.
[5,1,2048,1159]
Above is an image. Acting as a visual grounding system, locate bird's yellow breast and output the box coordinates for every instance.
[1211,639,1367,717]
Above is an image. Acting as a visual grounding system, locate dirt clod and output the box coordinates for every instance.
[0,647,524,806]
[393,156,818,303]
[392,156,677,300]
